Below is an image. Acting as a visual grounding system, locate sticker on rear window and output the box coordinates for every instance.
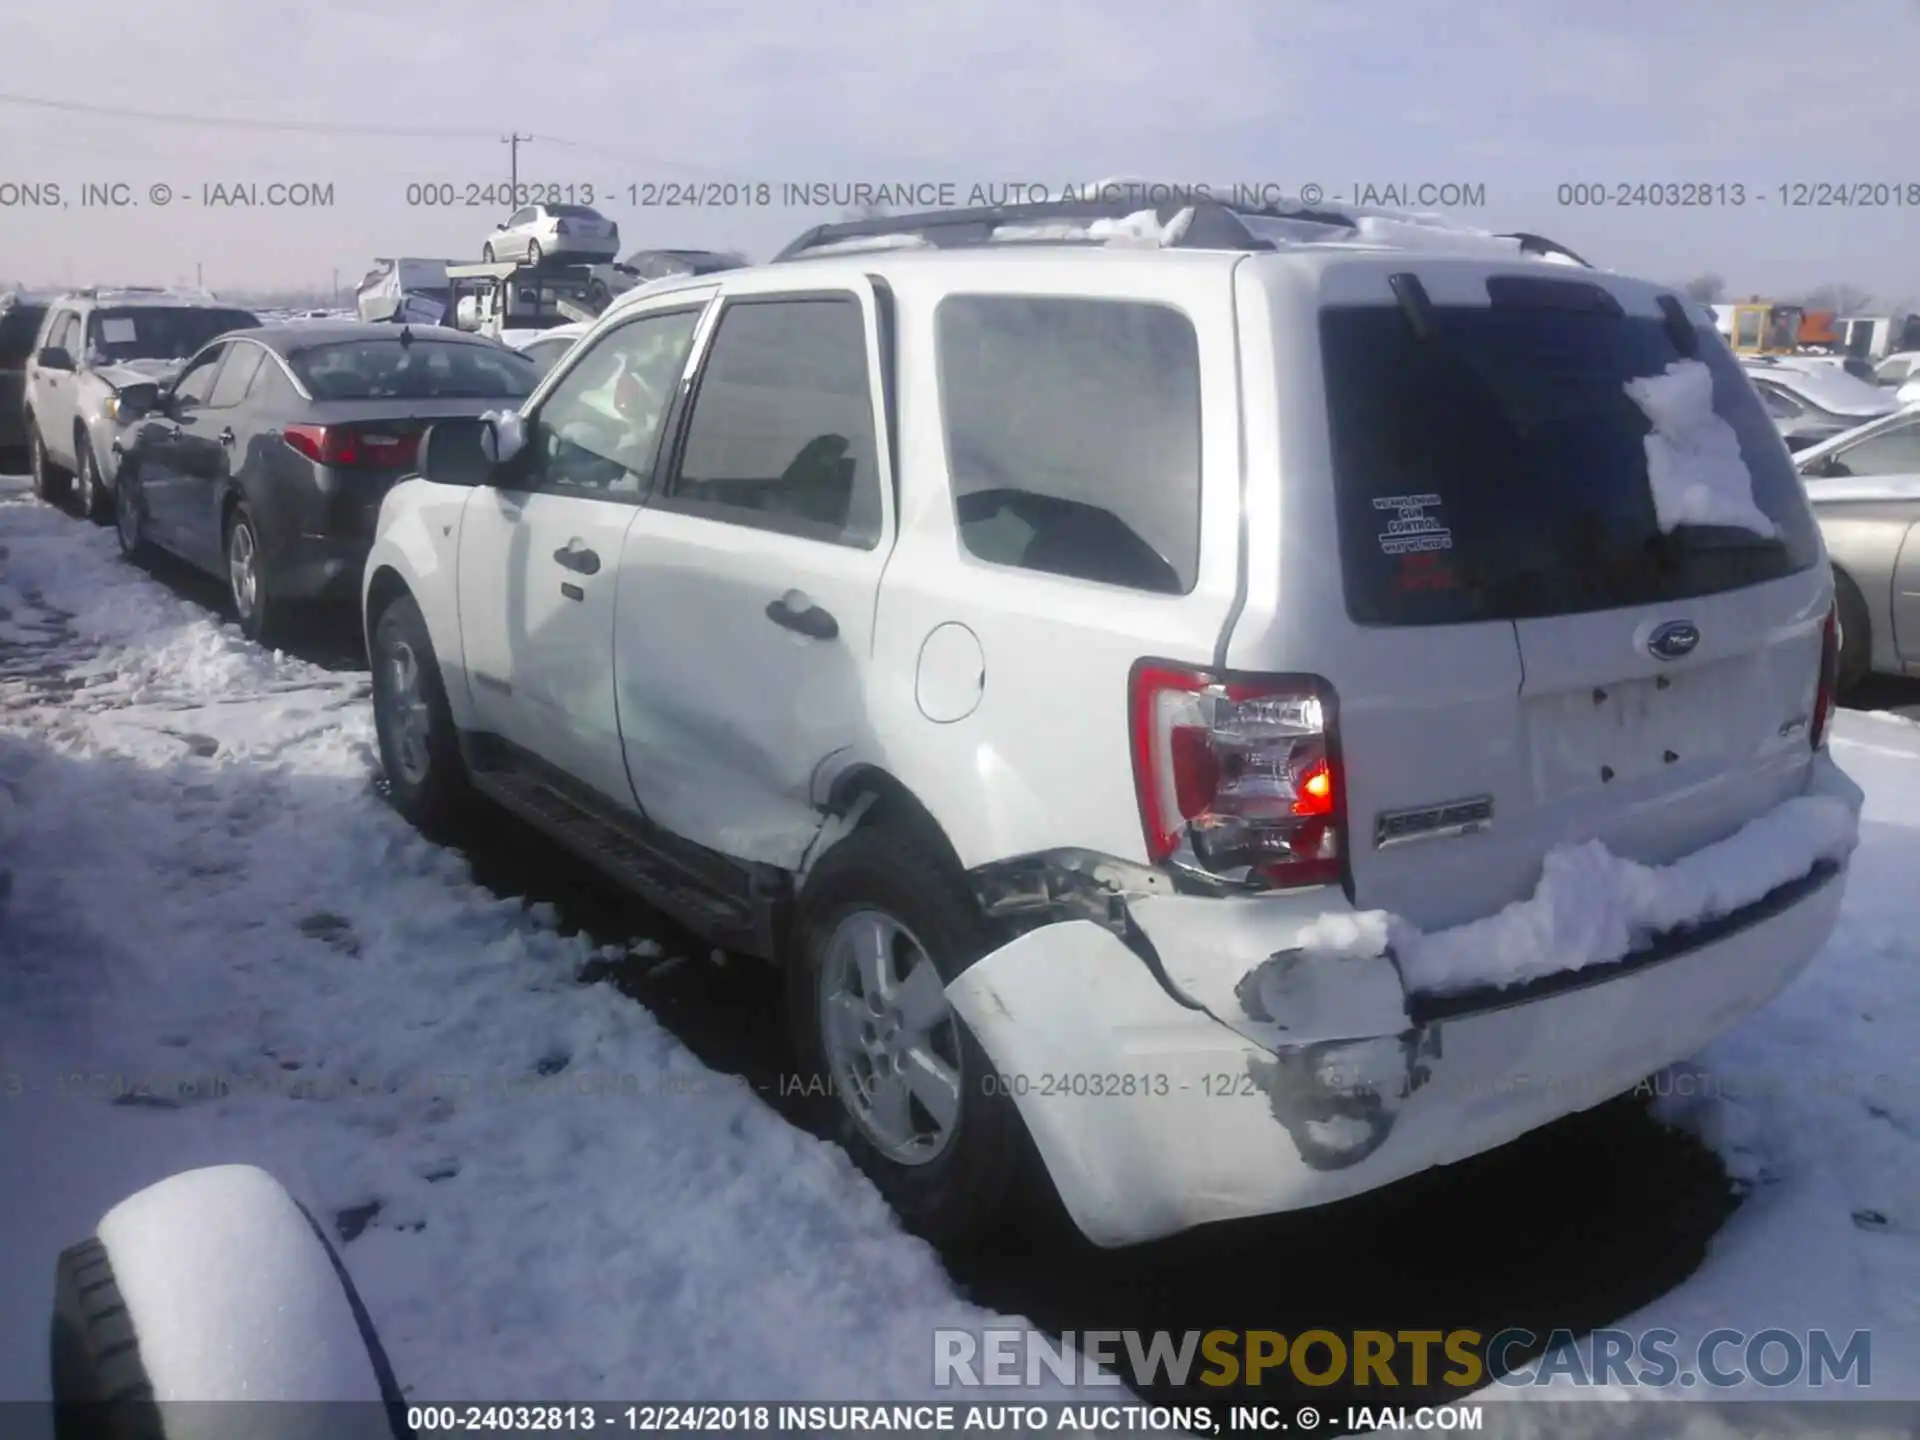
[1373,493,1453,553]
[98,318,138,344]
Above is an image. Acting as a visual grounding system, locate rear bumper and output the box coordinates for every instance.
[269,536,371,604]
[947,755,1860,1248]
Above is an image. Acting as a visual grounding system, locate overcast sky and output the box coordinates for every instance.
[4,0,1918,301]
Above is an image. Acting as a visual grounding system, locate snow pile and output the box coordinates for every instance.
[1624,359,1781,538]
[1086,207,1195,247]
[1288,760,1861,998]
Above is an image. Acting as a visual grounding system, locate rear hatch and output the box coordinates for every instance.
[1228,258,1830,933]
[299,398,524,535]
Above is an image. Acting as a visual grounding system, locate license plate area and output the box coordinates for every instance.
[1524,656,1767,795]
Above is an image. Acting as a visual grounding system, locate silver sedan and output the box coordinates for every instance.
[1793,407,1920,689]
[482,203,620,265]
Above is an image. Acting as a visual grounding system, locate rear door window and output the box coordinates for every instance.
[207,344,267,407]
[1319,297,1822,625]
[936,295,1201,595]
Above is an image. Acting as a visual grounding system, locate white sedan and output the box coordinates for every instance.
[483,204,619,266]
[506,321,590,378]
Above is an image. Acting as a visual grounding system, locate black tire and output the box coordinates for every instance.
[482,242,496,263]
[74,435,111,525]
[787,824,1030,1248]
[50,1237,162,1440]
[223,502,276,645]
[587,279,611,312]
[528,240,543,267]
[1834,569,1871,695]
[114,463,151,562]
[29,424,70,503]
[369,591,471,839]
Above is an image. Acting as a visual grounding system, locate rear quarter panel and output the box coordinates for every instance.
[363,479,478,728]
[1813,496,1920,672]
[859,254,1247,870]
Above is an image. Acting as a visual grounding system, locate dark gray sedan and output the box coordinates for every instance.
[111,323,537,642]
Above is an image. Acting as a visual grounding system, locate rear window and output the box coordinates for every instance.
[937,295,1201,595]
[289,339,537,401]
[549,205,603,220]
[1319,301,1821,625]
[0,304,48,362]
[86,307,259,364]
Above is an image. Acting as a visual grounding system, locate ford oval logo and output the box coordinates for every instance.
[1648,621,1701,661]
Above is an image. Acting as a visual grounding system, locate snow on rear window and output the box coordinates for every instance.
[1623,359,1780,539]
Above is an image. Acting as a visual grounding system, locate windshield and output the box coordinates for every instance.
[86,307,259,364]
[1320,302,1821,625]
[288,339,538,401]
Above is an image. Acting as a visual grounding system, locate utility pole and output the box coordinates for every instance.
[196,262,203,290]
[502,133,533,204]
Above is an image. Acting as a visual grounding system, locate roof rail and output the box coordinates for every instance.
[773,192,1594,268]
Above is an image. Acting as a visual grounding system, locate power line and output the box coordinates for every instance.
[0,91,497,138]
[0,90,726,174]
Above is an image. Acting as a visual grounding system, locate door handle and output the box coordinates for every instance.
[218,427,235,446]
[764,589,838,641]
[553,541,600,575]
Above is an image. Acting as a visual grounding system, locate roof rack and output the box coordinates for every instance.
[773,191,1594,268]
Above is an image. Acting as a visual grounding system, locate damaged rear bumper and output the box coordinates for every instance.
[947,755,1859,1248]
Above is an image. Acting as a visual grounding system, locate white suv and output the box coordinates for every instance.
[363,197,1861,1248]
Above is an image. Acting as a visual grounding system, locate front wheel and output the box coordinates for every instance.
[29,426,69,503]
[482,242,496,263]
[73,436,110,525]
[787,825,1030,1247]
[114,465,150,561]
[527,240,543,266]
[369,592,471,839]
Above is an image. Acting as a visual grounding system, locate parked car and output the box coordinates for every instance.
[507,320,590,378]
[111,323,537,642]
[0,291,54,464]
[362,196,1855,1250]
[1792,409,1920,689]
[585,248,749,310]
[1899,373,1920,409]
[23,289,260,520]
[482,204,619,266]
[356,257,454,325]
[1744,356,1899,450]
[1871,351,1920,389]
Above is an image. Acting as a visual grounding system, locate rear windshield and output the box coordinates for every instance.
[549,205,603,220]
[289,339,537,401]
[1319,301,1821,625]
[86,307,260,364]
[0,304,48,362]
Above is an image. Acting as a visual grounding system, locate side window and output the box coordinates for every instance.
[667,296,881,545]
[510,207,533,226]
[1734,311,1763,349]
[1874,358,1906,385]
[57,314,82,356]
[524,308,703,498]
[170,346,228,410]
[936,294,1201,594]
[1828,420,1920,477]
[207,344,266,408]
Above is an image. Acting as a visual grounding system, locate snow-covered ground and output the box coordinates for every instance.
[1,471,1917,1424]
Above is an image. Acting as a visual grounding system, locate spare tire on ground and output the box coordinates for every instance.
[50,1164,411,1440]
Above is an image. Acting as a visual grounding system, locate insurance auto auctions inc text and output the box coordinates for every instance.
[935,1326,1872,1391]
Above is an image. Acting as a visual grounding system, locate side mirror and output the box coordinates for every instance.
[36,345,74,372]
[419,417,503,488]
[114,381,161,417]
[495,221,508,231]
[479,411,528,465]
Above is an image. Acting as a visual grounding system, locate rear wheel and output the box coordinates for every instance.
[1834,569,1871,694]
[224,503,276,645]
[73,435,110,525]
[482,241,496,263]
[369,592,471,839]
[28,425,69,503]
[787,824,1030,1247]
[528,240,544,266]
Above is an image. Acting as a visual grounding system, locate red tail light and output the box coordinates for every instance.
[1811,602,1839,750]
[1129,663,1344,890]
[283,424,419,470]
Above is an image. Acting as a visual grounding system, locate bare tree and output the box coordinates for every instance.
[1680,273,1726,303]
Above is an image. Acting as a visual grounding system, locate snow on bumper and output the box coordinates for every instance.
[947,754,1862,1247]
